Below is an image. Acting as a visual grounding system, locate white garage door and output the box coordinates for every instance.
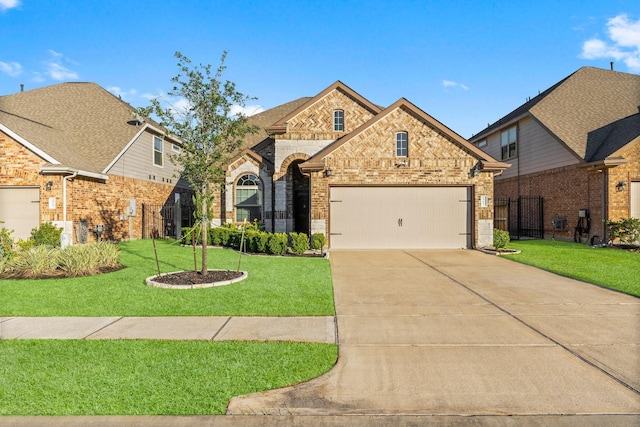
[329,186,472,249]
[631,181,640,219]
[0,187,40,240]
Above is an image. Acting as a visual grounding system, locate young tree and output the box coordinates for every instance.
[138,51,257,275]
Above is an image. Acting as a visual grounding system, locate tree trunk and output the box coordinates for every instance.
[201,183,208,276]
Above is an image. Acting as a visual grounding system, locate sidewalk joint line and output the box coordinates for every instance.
[211,316,232,340]
[83,317,124,339]
[403,250,640,396]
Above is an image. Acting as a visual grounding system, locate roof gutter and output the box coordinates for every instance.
[580,156,628,170]
[40,165,109,181]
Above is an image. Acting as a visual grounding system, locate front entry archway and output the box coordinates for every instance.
[289,160,309,234]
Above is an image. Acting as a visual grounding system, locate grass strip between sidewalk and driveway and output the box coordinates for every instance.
[0,339,338,415]
[0,239,335,316]
[504,239,640,297]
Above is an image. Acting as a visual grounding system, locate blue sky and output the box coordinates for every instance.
[1,0,639,138]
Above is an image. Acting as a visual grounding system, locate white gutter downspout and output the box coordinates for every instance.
[62,171,78,235]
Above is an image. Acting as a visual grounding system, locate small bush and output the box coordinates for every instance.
[58,245,100,276]
[493,228,510,249]
[607,217,640,245]
[245,229,269,253]
[30,222,63,247]
[312,233,326,253]
[290,232,310,255]
[0,221,14,259]
[268,233,288,255]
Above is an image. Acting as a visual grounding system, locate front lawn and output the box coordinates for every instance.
[0,239,335,316]
[0,340,337,415]
[504,239,640,297]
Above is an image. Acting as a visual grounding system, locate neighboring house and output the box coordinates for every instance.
[469,66,640,242]
[0,82,191,242]
[217,81,508,249]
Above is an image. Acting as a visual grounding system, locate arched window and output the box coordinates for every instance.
[396,132,408,157]
[235,174,262,222]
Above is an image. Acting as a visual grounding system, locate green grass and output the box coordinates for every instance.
[0,239,335,316]
[505,239,640,297]
[0,340,338,415]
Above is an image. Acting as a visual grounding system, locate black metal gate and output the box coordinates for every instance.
[494,196,544,239]
[142,202,195,239]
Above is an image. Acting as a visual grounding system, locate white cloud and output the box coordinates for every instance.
[580,14,640,72]
[0,61,22,77]
[0,0,19,11]
[442,80,469,90]
[44,50,79,81]
[108,86,137,101]
[230,104,265,116]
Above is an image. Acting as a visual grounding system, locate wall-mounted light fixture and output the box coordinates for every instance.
[325,168,333,177]
[470,164,481,178]
[616,181,627,192]
[45,181,53,191]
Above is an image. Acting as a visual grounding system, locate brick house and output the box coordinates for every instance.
[469,67,640,242]
[0,82,192,243]
[218,81,508,249]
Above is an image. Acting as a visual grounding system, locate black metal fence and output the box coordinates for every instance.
[142,203,195,239]
[494,196,544,239]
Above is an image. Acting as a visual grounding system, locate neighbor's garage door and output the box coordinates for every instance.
[631,181,640,219]
[0,187,40,240]
[329,186,471,249]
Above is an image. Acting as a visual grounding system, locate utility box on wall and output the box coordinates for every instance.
[128,198,136,217]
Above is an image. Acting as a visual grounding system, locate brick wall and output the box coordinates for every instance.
[608,141,640,220]
[1,129,190,243]
[308,107,495,248]
[495,164,604,240]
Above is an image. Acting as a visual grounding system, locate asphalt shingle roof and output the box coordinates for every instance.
[471,67,640,161]
[0,82,143,174]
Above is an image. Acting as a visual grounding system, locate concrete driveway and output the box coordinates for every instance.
[228,249,640,418]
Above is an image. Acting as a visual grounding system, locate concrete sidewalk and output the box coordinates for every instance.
[0,316,337,343]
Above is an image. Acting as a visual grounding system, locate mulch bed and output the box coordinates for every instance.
[151,270,244,286]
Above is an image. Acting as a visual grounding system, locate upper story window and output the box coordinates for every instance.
[153,136,163,166]
[172,144,180,153]
[478,139,487,148]
[396,132,408,157]
[333,110,344,132]
[500,126,517,160]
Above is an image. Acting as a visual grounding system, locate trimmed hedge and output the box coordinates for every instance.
[182,225,325,256]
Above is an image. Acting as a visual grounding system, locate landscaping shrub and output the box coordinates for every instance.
[607,217,640,245]
[268,233,288,255]
[5,245,60,278]
[0,241,121,278]
[290,232,310,255]
[312,233,326,253]
[30,222,63,247]
[493,228,510,249]
[0,221,14,260]
[245,229,269,253]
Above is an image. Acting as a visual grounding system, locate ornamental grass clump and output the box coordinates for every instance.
[5,245,60,278]
[0,241,121,279]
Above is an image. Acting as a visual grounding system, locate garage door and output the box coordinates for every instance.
[329,186,471,249]
[0,187,40,240]
[632,181,640,219]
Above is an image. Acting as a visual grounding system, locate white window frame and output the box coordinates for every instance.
[153,136,164,167]
[333,110,344,132]
[172,144,180,153]
[500,126,517,160]
[396,132,408,157]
